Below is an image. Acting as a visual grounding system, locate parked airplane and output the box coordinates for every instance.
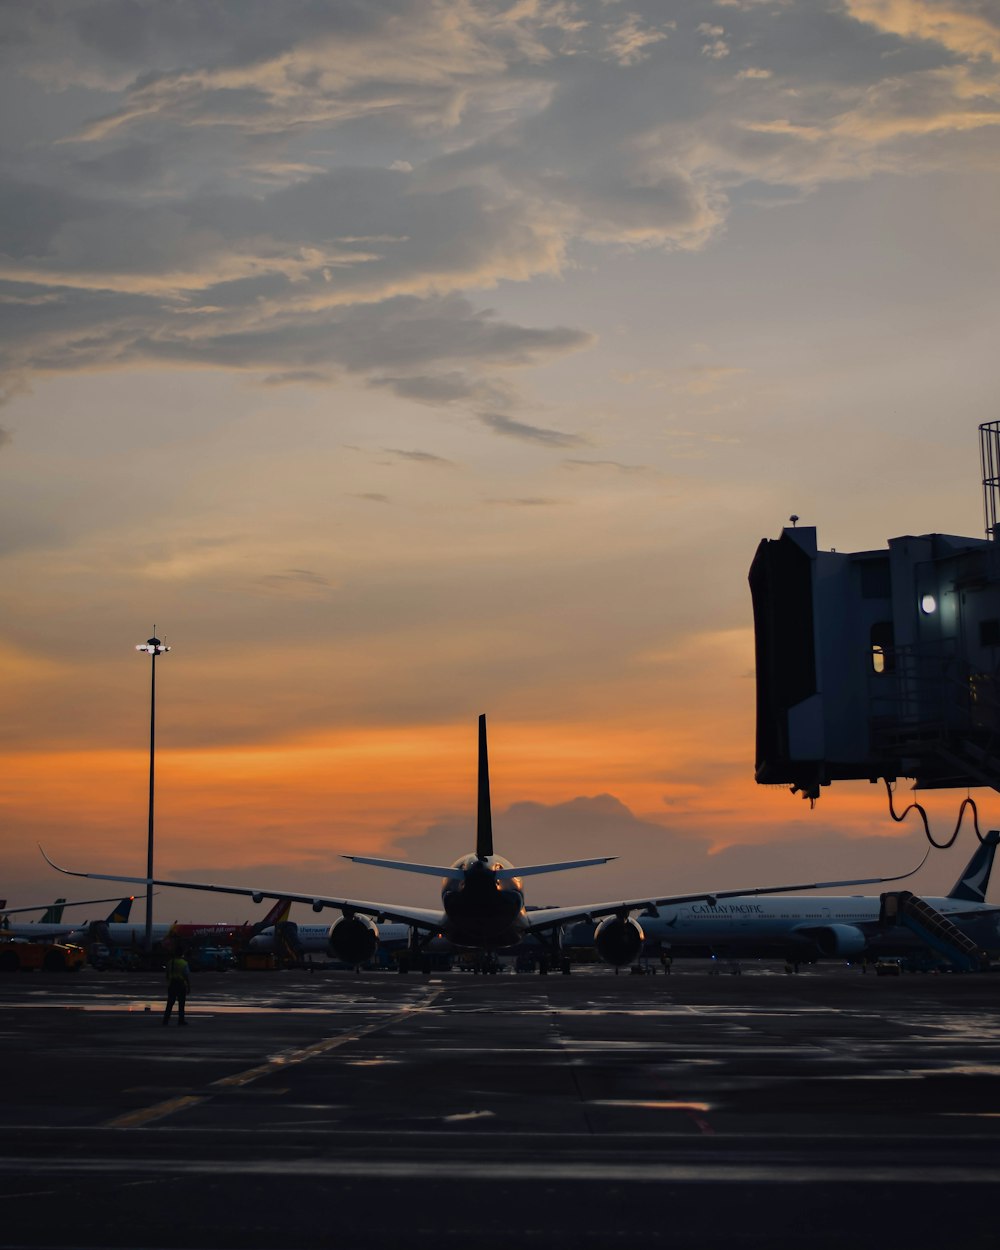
[38,898,66,924]
[246,918,414,960]
[1,896,142,942]
[76,896,294,954]
[0,894,146,924]
[42,716,930,969]
[624,830,1000,963]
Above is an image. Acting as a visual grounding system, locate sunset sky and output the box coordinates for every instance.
[3,1,1000,922]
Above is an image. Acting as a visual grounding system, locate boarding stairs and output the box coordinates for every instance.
[274,920,304,967]
[879,890,989,972]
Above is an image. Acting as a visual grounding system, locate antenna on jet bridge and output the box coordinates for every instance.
[476,713,494,860]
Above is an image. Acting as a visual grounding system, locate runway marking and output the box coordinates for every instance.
[108,1095,206,1128]
[589,1099,711,1112]
[104,988,442,1129]
[0,1156,994,1183]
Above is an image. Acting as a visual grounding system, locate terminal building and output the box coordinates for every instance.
[750,421,1000,802]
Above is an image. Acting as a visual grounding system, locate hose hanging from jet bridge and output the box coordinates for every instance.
[883,778,983,849]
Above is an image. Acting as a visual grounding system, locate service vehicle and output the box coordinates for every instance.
[0,935,86,973]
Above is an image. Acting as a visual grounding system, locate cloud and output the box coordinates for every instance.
[846,1,1000,64]
[478,411,587,447]
[367,792,937,906]
[258,369,332,387]
[370,372,521,410]
[486,496,565,507]
[383,448,453,465]
[562,458,650,474]
[604,14,673,66]
[697,22,731,59]
[1,0,998,413]
[0,279,591,414]
[256,568,335,597]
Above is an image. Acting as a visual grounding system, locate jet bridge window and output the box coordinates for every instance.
[870,621,895,674]
[979,619,1000,647]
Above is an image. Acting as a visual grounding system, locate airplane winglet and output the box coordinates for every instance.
[39,845,72,875]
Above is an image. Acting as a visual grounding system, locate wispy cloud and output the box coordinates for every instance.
[383,448,454,465]
[478,411,587,447]
[562,458,650,474]
[257,568,336,597]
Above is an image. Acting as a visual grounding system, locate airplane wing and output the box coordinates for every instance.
[2,893,148,916]
[523,848,933,932]
[343,854,616,880]
[38,848,446,933]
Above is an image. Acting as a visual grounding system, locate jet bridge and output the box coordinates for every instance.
[751,421,1000,802]
[879,890,989,973]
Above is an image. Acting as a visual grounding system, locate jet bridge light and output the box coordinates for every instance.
[921,594,937,614]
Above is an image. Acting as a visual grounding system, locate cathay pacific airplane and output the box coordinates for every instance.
[630,831,1000,962]
[42,716,929,970]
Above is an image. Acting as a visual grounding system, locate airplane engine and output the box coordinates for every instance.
[594,915,645,966]
[811,924,867,957]
[328,915,379,965]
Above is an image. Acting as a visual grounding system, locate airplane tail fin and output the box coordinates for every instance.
[39,898,67,924]
[947,829,1000,902]
[255,896,293,932]
[477,713,493,860]
[106,896,135,925]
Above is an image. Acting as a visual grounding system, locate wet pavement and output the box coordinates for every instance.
[1,963,998,1248]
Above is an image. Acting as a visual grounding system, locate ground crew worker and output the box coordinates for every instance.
[163,949,191,1026]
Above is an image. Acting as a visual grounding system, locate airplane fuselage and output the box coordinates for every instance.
[441,855,527,949]
[636,893,1000,958]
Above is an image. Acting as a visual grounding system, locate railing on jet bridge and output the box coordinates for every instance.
[879,890,989,972]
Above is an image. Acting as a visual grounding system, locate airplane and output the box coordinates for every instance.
[39,898,66,924]
[41,715,931,971]
[0,893,147,926]
[246,918,415,961]
[1,896,143,942]
[622,830,1000,964]
[75,895,294,955]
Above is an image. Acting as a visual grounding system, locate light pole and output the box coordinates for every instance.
[136,633,170,955]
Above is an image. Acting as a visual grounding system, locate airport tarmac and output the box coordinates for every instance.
[1,963,998,1249]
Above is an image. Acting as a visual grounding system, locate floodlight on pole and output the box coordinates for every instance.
[136,633,169,955]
